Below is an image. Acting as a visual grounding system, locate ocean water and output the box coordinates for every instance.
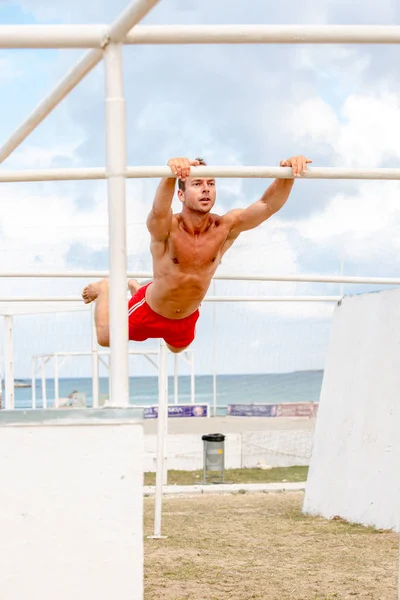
[10,370,324,412]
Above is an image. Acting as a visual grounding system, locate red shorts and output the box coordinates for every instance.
[128,283,200,349]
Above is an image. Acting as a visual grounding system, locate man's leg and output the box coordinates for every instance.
[82,278,110,347]
[128,279,141,297]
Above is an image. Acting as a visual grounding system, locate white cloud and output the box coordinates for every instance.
[0,57,23,82]
[286,90,400,166]
[6,141,83,169]
[294,180,400,262]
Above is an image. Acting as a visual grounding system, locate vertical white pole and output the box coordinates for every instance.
[104,43,129,408]
[4,315,14,410]
[340,253,345,297]
[190,352,195,405]
[163,353,169,486]
[91,304,100,408]
[149,340,168,539]
[212,280,217,417]
[108,356,112,405]
[54,354,59,408]
[41,357,47,409]
[32,357,36,409]
[174,353,178,404]
[0,327,3,410]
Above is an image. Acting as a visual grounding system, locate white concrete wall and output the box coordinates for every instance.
[0,413,144,600]
[303,289,400,531]
[144,430,314,471]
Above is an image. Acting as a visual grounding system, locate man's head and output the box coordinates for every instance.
[177,158,216,214]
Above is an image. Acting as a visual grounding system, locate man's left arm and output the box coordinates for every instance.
[226,155,311,236]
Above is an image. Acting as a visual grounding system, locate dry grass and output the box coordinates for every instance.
[144,492,397,600]
[144,466,309,486]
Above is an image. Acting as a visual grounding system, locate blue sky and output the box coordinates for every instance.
[1,0,400,378]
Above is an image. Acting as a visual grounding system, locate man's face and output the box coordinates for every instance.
[178,177,216,213]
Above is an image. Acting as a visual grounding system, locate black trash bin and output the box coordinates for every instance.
[202,433,225,483]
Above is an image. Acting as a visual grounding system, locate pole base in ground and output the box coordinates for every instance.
[147,535,168,539]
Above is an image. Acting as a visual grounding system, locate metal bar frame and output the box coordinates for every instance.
[1,272,399,285]
[4,315,14,409]
[0,295,343,303]
[2,24,400,48]
[1,166,400,182]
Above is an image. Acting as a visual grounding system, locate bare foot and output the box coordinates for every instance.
[82,279,107,304]
[128,278,140,296]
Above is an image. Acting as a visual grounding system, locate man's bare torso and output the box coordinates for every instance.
[146,212,235,319]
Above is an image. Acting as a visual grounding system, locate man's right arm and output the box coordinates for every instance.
[146,157,199,242]
[146,177,175,242]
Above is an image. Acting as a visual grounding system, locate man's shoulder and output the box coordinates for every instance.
[218,209,242,226]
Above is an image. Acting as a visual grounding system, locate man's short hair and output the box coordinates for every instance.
[178,158,207,191]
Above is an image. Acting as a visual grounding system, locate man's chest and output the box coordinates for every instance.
[167,229,228,270]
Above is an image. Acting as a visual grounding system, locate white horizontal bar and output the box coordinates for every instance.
[205,296,340,302]
[0,0,159,164]
[0,296,341,303]
[0,168,106,182]
[34,350,160,357]
[0,272,399,285]
[2,166,400,182]
[2,25,400,48]
[126,166,400,180]
[0,25,106,49]
[126,24,400,45]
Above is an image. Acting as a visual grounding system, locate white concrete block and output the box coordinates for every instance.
[0,409,144,600]
[304,289,400,531]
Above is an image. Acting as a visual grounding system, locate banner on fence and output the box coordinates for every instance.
[276,403,317,418]
[227,402,319,418]
[144,404,209,419]
[227,403,278,417]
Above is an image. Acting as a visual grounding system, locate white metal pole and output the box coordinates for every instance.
[108,356,112,406]
[125,24,400,45]
[32,357,36,409]
[0,328,3,410]
[54,354,59,408]
[174,354,178,405]
[150,340,168,539]
[125,165,400,180]
[91,304,100,408]
[0,168,105,182]
[2,165,400,183]
[4,24,400,49]
[41,357,47,409]
[190,352,195,405]
[0,295,343,303]
[104,43,129,408]
[4,315,14,410]
[212,280,217,417]
[340,251,345,298]
[1,272,400,286]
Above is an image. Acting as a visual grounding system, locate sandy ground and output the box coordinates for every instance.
[144,491,398,600]
[143,416,316,435]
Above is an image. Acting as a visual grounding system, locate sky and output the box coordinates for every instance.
[1,0,400,379]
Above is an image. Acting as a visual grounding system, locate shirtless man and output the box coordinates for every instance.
[82,155,311,353]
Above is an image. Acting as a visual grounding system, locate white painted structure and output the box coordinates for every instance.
[303,288,400,532]
[0,409,144,600]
